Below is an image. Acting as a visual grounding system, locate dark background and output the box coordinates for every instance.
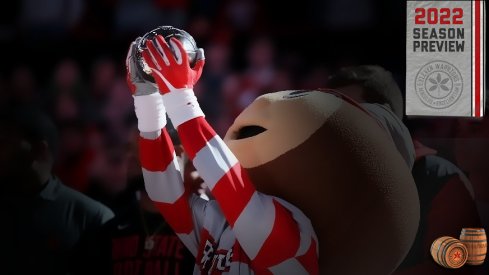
[0,0,487,273]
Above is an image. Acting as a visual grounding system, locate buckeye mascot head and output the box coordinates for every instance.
[223,90,420,275]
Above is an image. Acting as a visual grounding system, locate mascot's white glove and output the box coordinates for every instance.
[126,37,166,132]
[140,35,206,128]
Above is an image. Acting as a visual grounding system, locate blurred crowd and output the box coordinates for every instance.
[0,0,353,201]
[0,0,488,274]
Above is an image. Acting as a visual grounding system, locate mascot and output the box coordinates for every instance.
[126,32,420,274]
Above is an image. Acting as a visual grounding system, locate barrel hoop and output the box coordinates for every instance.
[460,239,487,243]
[436,238,451,267]
[461,233,486,236]
[436,238,451,257]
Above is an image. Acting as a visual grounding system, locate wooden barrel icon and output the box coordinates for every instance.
[431,236,468,268]
[459,228,487,265]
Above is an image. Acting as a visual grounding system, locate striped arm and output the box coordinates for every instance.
[177,117,319,272]
[139,129,205,257]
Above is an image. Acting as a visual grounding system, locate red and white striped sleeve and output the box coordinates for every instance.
[133,93,204,255]
[139,129,206,257]
[165,89,319,273]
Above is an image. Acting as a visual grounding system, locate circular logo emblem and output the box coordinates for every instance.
[447,247,467,268]
[415,60,463,109]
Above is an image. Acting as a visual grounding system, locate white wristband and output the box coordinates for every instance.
[162,89,204,128]
[133,93,167,132]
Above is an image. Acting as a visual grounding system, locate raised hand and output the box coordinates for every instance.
[141,35,205,93]
[127,37,167,133]
[125,37,158,96]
